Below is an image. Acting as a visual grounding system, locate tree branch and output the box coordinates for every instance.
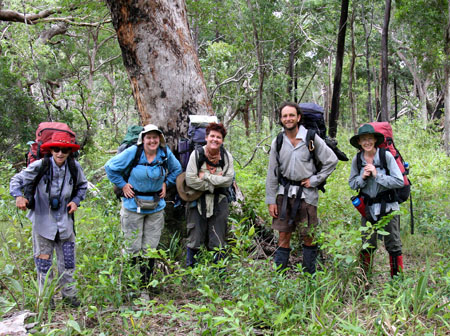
[209,66,247,99]
[0,8,59,24]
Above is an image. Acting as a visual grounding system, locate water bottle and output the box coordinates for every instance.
[351,196,366,218]
[403,162,410,175]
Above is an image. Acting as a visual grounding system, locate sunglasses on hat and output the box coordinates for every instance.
[51,147,71,154]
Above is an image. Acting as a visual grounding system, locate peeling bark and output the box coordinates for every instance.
[105,0,212,148]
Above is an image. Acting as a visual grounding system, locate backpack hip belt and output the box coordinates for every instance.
[134,190,162,199]
[359,189,396,220]
[278,177,304,227]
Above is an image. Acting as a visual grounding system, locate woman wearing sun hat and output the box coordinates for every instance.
[348,123,405,279]
[10,131,88,308]
[104,124,181,294]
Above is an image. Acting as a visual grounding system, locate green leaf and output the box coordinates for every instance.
[67,319,82,333]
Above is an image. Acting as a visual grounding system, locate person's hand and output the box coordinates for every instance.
[159,182,167,199]
[364,164,377,178]
[198,171,205,179]
[16,196,28,210]
[122,183,135,198]
[268,204,278,218]
[67,201,78,214]
[301,178,311,188]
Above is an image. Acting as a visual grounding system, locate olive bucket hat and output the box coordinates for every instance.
[349,123,385,149]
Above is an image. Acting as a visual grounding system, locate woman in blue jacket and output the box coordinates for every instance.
[105,124,181,292]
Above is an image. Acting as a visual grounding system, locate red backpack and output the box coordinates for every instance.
[369,122,410,202]
[27,122,77,166]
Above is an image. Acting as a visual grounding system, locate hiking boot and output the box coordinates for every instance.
[274,247,291,271]
[302,245,319,275]
[62,296,81,308]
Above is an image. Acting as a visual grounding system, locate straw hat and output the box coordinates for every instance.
[176,172,203,202]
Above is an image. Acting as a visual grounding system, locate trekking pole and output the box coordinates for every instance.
[410,193,414,235]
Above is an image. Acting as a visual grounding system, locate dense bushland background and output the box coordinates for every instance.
[1,118,449,335]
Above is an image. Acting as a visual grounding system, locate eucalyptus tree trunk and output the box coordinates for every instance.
[329,0,349,138]
[105,0,212,148]
[445,0,450,156]
[349,3,357,133]
[360,1,374,122]
[246,0,265,132]
[380,0,392,122]
[286,36,297,100]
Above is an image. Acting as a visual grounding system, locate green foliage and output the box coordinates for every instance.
[0,57,46,162]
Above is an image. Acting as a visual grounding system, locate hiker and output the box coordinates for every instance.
[266,102,338,274]
[183,122,234,267]
[104,124,181,292]
[10,132,88,307]
[348,124,405,278]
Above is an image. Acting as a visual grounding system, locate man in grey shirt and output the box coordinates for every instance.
[266,102,338,274]
[10,132,87,307]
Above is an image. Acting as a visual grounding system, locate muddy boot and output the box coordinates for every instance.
[389,252,404,278]
[186,247,198,268]
[274,247,291,271]
[302,245,319,275]
[140,258,160,296]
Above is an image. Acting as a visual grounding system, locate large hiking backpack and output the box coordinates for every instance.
[177,115,237,203]
[116,125,144,154]
[274,103,348,192]
[298,102,349,162]
[178,115,219,171]
[27,122,77,166]
[356,122,411,203]
[355,121,413,233]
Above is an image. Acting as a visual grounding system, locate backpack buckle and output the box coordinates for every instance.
[308,140,315,152]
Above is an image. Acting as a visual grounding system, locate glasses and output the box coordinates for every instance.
[51,147,71,154]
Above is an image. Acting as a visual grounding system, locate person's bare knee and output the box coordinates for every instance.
[38,254,50,260]
[278,232,292,248]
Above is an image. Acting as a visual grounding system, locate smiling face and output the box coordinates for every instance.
[143,131,161,153]
[280,105,301,131]
[51,147,71,167]
[358,134,377,153]
[205,130,223,151]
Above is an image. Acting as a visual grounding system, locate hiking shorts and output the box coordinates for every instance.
[361,214,402,255]
[120,206,164,255]
[272,195,318,237]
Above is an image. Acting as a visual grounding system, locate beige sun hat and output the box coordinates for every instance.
[137,124,166,146]
[176,172,204,202]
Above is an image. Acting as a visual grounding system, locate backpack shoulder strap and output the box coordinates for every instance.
[379,148,389,175]
[356,151,363,172]
[124,144,143,182]
[305,129,316,161]
[24,155,51,202]
[34,156,51,190]
[196,146,206,172]
[160,146,168,171]
[67,156,79,199]
[275,132,284,155]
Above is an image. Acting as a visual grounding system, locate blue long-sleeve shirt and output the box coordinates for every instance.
[104,145,182,213]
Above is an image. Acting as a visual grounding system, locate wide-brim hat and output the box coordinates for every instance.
[137,124,166,147]
[176,172,203,202]
[349,124,385,148]
[40,132,80,152]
